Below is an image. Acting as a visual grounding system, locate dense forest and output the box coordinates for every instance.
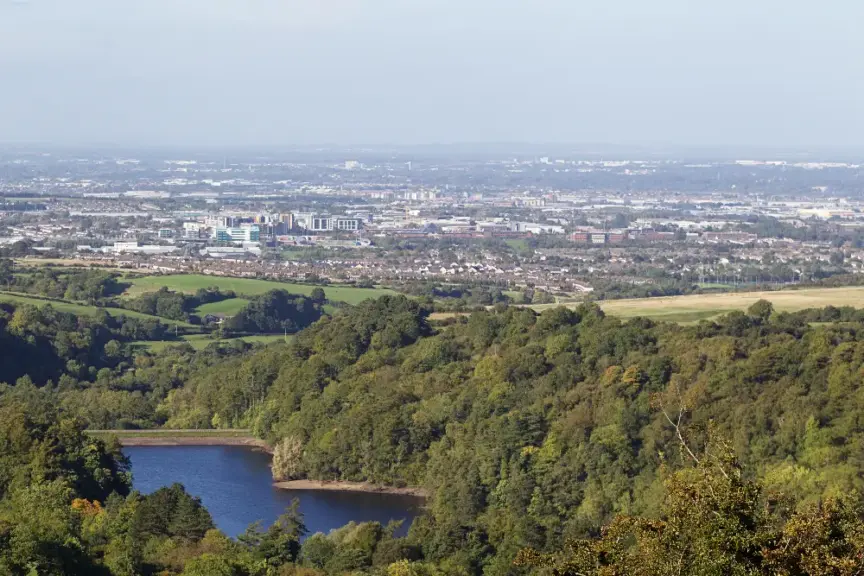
[3,294,864,573]
[225,289,323,334]
[0,301,174,387]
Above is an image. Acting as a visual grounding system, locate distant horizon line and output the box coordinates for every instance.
[1,140,863,159]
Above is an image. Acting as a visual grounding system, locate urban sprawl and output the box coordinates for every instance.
[3,149,864,302]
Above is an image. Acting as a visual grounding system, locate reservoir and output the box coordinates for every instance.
[125,445,423,538]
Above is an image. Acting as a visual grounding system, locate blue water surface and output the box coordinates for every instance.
[124,445,422,538]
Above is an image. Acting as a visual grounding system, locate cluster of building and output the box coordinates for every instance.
[8,148,864,296]
[174,213,365,243]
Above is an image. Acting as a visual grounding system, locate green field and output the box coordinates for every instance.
[132,333,292,352]
[194,298,250,316]
[505,239,531,252]
[124,274,395,304]
[236,334,294,345]
[0,292,196,327]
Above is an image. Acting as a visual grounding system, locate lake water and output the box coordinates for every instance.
[125,445,423,538]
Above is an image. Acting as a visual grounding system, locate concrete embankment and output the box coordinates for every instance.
[274,479,427,498]
[87,430,272,453]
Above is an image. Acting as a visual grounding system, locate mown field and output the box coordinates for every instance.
[0,291,196,327]
[430,286,864,324]
[122,274,396,304]
[529,286,864,323]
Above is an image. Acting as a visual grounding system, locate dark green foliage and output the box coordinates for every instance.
[119,286,236,322]
[310,287,326,304]
[0,302,170,388]
[132,483,214,542]
[121,286,190,321]
[398,281,512,310]
[0,258,12,284]
[10,268,127,302]
[250,499,306,569]
[146,297,864,572]
[0,395,130,574]
[0,392,130,502]
[5,293,864,575]
[225,289,321,333]
[516,437,864,575]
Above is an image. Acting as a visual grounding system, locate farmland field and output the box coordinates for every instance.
[528,286,864,323]
[0,291,196,327]
[123,274,396,304]
[194,298,250,316]
[431,286,864,324]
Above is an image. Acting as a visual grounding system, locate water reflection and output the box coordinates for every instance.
[125,445,422,538]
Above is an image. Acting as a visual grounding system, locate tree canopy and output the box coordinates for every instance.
[3,294,864,574]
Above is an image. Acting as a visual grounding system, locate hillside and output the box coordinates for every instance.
[3,295,864,573]
[146,297,864,571]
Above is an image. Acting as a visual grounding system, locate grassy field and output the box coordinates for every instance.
[505,239,531,252]
[526,286,864,323]
[433,286,864,324]
[123,274,395,304]
[503,290,523,301]
[0,292,196,327]
[132,333,292,352]
[194,298,250,316]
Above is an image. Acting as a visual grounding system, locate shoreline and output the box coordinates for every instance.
[274,480,427,498]
[95,432,425,497]
[99,434,272,453]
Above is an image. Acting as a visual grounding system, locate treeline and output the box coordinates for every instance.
[395,281,556,310]
[399,282,512,306]
[5,266,128,302]
[116,286,236,322]
[584,278,698,300]
[225,289,323,334]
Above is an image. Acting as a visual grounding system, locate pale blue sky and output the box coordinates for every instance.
[0,0,860,148]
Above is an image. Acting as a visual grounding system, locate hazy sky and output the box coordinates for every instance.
[0,0,861,148]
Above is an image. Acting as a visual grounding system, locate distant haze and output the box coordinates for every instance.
[0,0,861,150]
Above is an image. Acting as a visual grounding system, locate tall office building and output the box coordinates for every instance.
[213,225,260,243]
